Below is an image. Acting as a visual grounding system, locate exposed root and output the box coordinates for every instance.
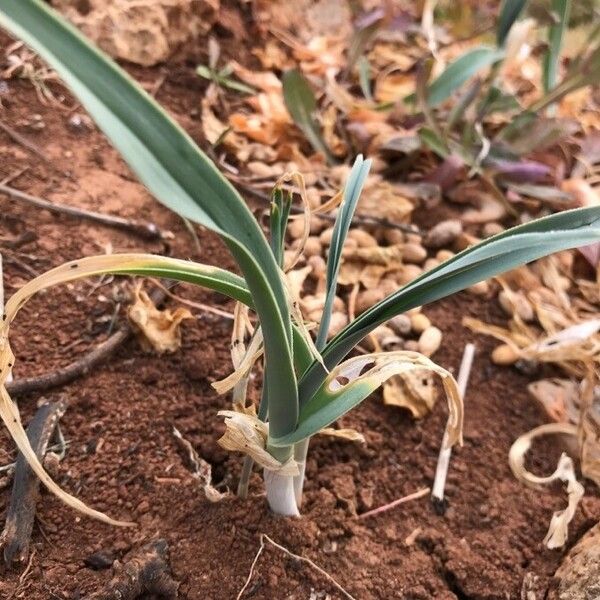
[237,534,356,600]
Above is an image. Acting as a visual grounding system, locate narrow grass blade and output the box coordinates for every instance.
[315,155,371,350]
[282,69,335,165]
[543,0,571,93]
[412,47,505,107]
[497,0,528,46]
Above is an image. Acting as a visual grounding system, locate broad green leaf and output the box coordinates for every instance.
[272,352,461,446]
[282,69,335,165]
[0,0,299,439]
[497,0,528,46]
[298,206,600,404]
[420,47,505,107]
[543,0,571,93]
[315,155,371,350]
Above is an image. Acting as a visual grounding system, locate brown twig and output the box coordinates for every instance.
[358,486,430,519]
[6,287,168,397]
[5,328,130,397]
[85,539,178,600]
[0,183,168,241]
[0,119,51,166]
[0,400,66,567]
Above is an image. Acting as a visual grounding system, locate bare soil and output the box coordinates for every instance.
[0,30,598,600]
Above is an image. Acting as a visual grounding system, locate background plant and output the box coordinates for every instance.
[1,0,600,526]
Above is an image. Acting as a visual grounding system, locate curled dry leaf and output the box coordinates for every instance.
[128,283,193,354]
[217,409,299,476]
[383,369,438,418]
[172,426,226,502]
[212,326,264,396]
[509,423,583,549]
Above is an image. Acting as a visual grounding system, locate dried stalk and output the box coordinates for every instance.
[431,342,475,507]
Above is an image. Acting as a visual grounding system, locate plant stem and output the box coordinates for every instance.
[263,467,299,516]
[431,342,475,505]
[292,438,310,507]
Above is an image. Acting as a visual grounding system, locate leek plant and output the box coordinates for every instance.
[1,0,600,523]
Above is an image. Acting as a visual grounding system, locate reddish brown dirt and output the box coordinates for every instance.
[0,30,598,600]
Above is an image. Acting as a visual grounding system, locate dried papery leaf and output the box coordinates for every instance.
[528,379,580,424]
[344,244,403,266]
[172,426,226,502]
[230,303,253,410]
[383,370,438,418]
[464,317,600,368]
[337,261,363,286]
[318,427,365,443]
[212,326,264,396]
[359,265,387,290]
[128,284,193,354]
[282,268,325,369]
[286,266,312,300]
[508,423,583,548]
[217,410,298,475]
[278,171,311,272]
[359,178,414,223]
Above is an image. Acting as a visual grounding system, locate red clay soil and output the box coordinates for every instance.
[0,33,598,600]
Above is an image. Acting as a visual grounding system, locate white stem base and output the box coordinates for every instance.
[264,470,300,516]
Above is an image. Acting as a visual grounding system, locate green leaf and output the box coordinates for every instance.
[0,0,299,440]
[272,352,461,446]
[298,206,600,404]
[419,127,450,158]
[543,0,571,93]
[413,47,505,107]
[315,155,371,350]
[282,69,335,165]
[497,0,528,46]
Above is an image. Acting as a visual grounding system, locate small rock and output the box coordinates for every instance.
[84,550,115,570]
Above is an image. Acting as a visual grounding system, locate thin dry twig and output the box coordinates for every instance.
[431,342,476,507]
[237,534,356,600]
[0,119,51,166]
[5,287,167,397]
[358,486,430,519]
[0,183,168,241]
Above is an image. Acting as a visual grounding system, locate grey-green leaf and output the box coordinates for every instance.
[0,0,299,439]
[298,206,600,404]
[423,47,505,107]
[497,0,528,46]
